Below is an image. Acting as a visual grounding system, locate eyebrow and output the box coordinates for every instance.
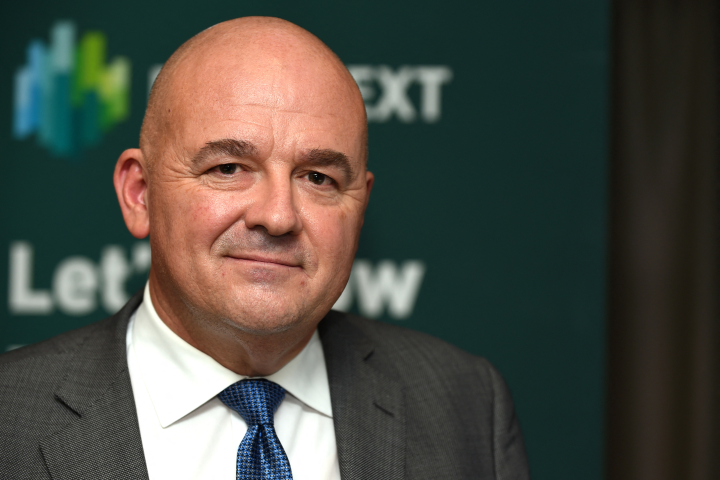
[192,139,356,183]
[191,139,258,167]
[301,148,357,183]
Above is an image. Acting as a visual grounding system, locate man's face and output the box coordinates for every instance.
[145,44,371,336]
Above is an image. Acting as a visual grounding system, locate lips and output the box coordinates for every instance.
[226,254,301,268]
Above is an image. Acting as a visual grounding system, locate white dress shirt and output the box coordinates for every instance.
[126,284,341,480]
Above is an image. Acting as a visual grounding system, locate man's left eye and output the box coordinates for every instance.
[307,172,333,186]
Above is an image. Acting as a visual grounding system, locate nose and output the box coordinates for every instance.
[243,176,303,236]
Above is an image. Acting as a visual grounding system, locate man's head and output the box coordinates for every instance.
[113,17,372,371]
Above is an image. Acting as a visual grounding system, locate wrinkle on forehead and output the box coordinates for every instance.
[221,105,354,124]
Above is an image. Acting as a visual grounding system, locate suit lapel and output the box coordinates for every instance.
[320,311,406,480]
[40,291,149,480]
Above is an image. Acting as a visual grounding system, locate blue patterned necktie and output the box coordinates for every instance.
[218,379,293,480]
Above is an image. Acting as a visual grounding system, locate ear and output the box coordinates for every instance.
[358,170,374,228]
[364,170,375,206]
[113,148,150,239]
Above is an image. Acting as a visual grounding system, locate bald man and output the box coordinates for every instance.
[0,17,529,480]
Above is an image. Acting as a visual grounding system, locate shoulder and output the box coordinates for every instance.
[0,289,139,421]
[320,310,501,391]
[325,310,494,366]
[0,316,126,416]
[0,318,112,368]
[0,289,141,392]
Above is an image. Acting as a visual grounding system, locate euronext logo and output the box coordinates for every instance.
[13,21,131,157]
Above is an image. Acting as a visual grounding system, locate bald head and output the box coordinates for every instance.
[140,17,367,169]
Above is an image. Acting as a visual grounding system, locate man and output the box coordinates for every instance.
[0,17,529,480]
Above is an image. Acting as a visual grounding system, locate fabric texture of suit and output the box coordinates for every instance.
[0,290,529,479]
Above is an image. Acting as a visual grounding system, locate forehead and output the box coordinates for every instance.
[162,39,365,161]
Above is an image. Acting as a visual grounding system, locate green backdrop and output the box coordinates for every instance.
[1,1,609,479]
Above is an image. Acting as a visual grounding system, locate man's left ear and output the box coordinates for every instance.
[364,171,375,206]
[113,148,150,239]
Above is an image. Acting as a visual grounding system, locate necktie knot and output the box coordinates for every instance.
[218,379,293,479]
[218,379,286,426]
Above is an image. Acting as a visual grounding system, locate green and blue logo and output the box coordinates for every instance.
[13,21,131,157]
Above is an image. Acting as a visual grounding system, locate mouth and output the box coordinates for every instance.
[225,254,301,269]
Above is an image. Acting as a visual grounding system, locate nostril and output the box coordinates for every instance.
[244,198,302,236]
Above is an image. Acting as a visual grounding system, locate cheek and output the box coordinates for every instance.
[304,204,360,268]
[154,187,246,255]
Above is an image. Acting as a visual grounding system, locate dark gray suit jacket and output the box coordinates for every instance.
[0,290,529,479]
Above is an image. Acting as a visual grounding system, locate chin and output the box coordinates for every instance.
[218,294,312,337]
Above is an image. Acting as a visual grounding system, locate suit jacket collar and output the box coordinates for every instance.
[40,289,150,480]
[319,311,406,480]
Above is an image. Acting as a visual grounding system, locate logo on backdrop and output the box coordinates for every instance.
[12,20,131,157]
[348,65,453,123]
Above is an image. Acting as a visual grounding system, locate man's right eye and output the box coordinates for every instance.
[216,164,239,175]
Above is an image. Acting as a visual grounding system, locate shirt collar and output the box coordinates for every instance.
[131,283,333,428]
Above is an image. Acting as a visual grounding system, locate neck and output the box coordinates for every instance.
[147,278,315,377]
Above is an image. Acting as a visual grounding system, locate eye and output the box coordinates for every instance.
[307,172,334,186]
[215,164,240,175]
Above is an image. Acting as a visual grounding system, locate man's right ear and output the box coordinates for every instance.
[113,148,150,239]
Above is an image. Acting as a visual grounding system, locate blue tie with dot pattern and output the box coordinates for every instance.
[218,379,294,480]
